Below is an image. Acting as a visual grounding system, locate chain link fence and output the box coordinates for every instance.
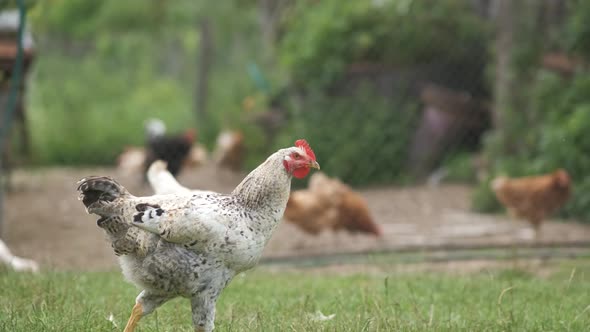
[2,0,588,270]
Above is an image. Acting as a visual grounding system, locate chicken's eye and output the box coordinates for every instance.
[292,152,301,159]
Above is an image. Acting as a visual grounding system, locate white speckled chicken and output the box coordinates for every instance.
[77,140,319,332]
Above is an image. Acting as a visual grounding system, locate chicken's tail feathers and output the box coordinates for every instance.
[490,176,508,192]
[77,176,129,213]
[356,217,383,237]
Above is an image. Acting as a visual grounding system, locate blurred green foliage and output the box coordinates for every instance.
[28,56,193,164]
[566,0,590,59]
[279,0,488,87]
[25,0,264,165]
[442,153,477,183]
[20,0,491,188]
[471,1,590,222]
[272,0,490,185]
[18,0,590,223]
[273,87,419,186]
[473,71,590,221]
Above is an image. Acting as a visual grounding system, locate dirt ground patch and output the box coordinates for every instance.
[3,165,590,271]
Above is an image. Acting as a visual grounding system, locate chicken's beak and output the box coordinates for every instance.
[309,160,320,170]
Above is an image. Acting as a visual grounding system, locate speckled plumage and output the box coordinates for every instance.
[77,145,318,332]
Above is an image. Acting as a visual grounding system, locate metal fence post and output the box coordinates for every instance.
[0,0,27,237]
[0,157,3,237]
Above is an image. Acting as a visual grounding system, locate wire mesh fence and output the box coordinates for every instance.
[1,0,588,270]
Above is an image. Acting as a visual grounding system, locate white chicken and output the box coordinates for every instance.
[0,239,39,273]
[146,160,192,195]
[77,139,320,332]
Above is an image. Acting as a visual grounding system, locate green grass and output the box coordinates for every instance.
[1,260,590,331]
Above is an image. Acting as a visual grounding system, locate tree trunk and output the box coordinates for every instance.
[258,0,290,63]
[492,0,515,134]
[258,0,275,60]
[492,0,549,153]
[195,18,213,137]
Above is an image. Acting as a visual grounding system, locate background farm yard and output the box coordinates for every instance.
[2,0,590,331]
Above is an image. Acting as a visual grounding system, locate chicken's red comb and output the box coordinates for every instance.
[295,139,316,161]
[184,128,196,142]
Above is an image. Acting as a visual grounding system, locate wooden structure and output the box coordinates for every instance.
[408,83,490,177]
[0,9,35,190]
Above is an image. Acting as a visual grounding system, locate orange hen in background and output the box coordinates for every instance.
[285,172,382,237]
[491,169,571,239]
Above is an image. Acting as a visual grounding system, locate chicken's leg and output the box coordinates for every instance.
[533,223,542,243]
[124,290,174,332]
[123,302,143,332]
[529,218,542,243]
[191,292,220,332]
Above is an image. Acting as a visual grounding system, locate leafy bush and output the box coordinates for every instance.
[279,0,489,87]
[270,87,419,186]
[566,0,590,60]
[23,0,266,165]
[471,176,501,213]
[28,55,193,165]
[442,153,478,183]
[534,103,590,220]
[274,0,491,186]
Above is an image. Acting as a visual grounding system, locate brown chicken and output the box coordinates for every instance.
[285,172,382,236]
[117,146,147,175]
[213,130,245,171]
[491,169,571,239]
